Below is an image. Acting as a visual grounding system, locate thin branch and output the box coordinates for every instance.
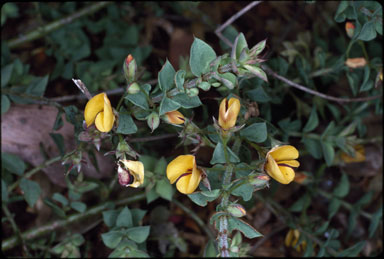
[262,65,382,103]
[172,199,216,241]
[128,133,178,143]
[2,192,146,251]
[6,2,111,49]
[215,1,262,48]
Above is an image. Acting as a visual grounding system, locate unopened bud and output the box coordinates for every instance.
[186,88,199,97]
[164,110,185,125]
[147,112,160,132]
[249,174,270,188]
[127,82,141,94]
[345,22,355,38]
[123,54,137,83]
[227,204,246,218]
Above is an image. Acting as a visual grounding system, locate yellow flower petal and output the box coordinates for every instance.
[102,94,115,132]
[277,160,300,167]
[84,93,105,127]
[166,110,185,125]
[166,155,195,184]
[124,160,144,187]
[218,97,240,130]
[95,112,106,132]
[176,173,192,194]
[269,145,299,162]
[285,229,294,247]
[265,154,295,184]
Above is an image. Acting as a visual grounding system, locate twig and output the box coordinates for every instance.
[2,204,30,256]
[248,224,286,255]
[2,192,146,251]
[262,65,382,103]
[8,156,62,193]
[215,1,262,48]
[172,199,216,241]
[128,133,178,143]
[6,2,111,49]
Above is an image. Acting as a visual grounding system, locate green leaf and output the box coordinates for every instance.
[203,239,218,257]
[358,21,377,41]
[52,193,68,207]
[116,207,133,228]
[227,217,263,238]
[146,187,159,204]
[159,97,181,115]
[234,33,248,59]
[153,157,167,175]
[26,75,49,97]
[303,106,319,133]
[337,241,366,257]
[314,221,330,235]
[155,178,174,201]
[158,59,176,92]
[101,230,124,249]
[210,142,240,164]
[321,141,335,166]
[1,95,11,114]
[240,122,267,143]
[333,173,349,198]
[126,226,151,243]
[125,91,149,110]
[328,198,341,219]
[368,208,382,238]
[103,209,119,228]
[232,183,254,201]
[131,209,147,226]
[116,112,137,135]
[70,201,87,213]
[49,133,65,156]
[20,178,41,207]
[189,37,217,77]
[1,63,14,87]
[52,109,64,131]
[355,191,373,207]
[171,93,202,108]
[246,86,270,103]
[334,1,349,22]
[175,70,186,91]
[127,249,150,258]
[188,189,221,206]
[2,152,26,176]
[71,233,85,246]
[289,193,311,212]
[2,180,8,202]
[302,137,322,159]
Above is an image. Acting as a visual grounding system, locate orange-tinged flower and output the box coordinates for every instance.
[165,110,185,125]
[218,97,241,130]
[84,93,115,132]
[264,145,300,184]
[340,145,365,163]
[345,58,367,69]
[166,155,202,194]
[285,229,307,252]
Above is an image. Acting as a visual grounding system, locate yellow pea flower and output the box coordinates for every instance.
[84,93,115,132]
[166,155,202,194]
[218,97,241,130]
[285,229,307,252]
[264,145,300,184]
[340,145,365,163]
[165,110,185,125]
[117,159,144,188]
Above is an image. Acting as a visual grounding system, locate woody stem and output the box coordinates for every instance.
[217,136,234,257]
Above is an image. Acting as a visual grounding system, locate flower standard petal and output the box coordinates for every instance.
[185,166,202,194]
[219,97,241,130]
[269,145,299,161]
[84,93,105,127]
[166,155,194,184]
[265,154,287,184]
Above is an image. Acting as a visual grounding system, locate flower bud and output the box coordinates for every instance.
[227,204,246,218]
[123,54,137,83]
[127,82,141,94]
[345,22,355,38]
[345,57,367,69]
[186,88,199,97]
[147,112,160,132]
[249,174,270,188]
